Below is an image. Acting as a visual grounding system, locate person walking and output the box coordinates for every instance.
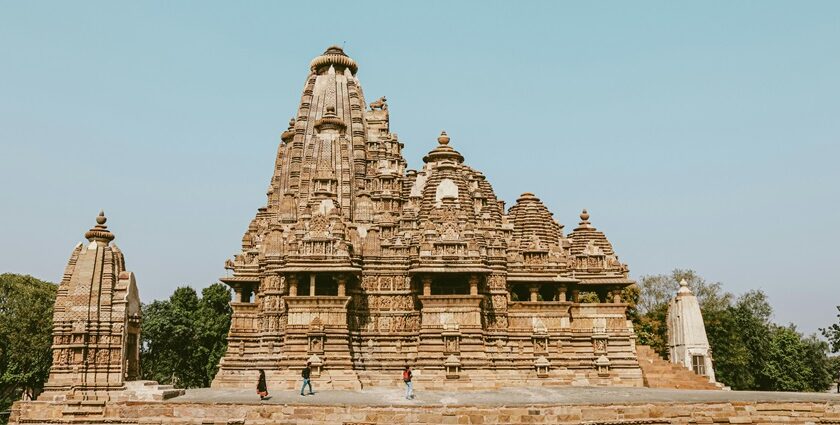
[402,365,414,400]
[256,369,270,400]
[300,362,314,396]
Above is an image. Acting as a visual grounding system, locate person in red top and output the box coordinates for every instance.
[402,365,414,399]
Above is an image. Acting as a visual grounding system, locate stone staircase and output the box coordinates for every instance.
[636,345,722,390]
[121,380,185,400]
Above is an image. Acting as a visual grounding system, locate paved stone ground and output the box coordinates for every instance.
[173,386,840,407]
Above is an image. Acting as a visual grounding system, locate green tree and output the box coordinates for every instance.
[762,326,832,392]
[730,290,773,389]
[821,306,840,353]
[0,274,56,418]
[635,303,669,357]
[140,284,231,388]
[827,356,840,390]
[703,305,751,389]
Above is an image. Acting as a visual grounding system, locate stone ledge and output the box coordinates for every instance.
[10,393,840,425]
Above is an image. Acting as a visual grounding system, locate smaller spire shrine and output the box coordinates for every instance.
[667,279,716,383]
[42,211,142,400]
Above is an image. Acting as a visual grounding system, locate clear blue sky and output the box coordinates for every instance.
[1,1,838,334]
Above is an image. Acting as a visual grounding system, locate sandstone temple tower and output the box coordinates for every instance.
[42,212,141,400]
[214,47,641,389]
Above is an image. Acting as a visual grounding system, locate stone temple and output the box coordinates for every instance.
[213,46,642,389]
[17,46,840,425]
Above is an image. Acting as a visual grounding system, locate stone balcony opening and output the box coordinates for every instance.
[430,274,470,295]
[509,283,566,302]
[289,273,349,297]
[418,273,483,297]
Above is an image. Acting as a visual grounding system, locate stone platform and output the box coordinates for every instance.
[11,387,840,425]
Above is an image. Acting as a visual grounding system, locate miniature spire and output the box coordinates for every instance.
[85,210,115,244]
[281,117,296,143]
[314,105,345,131]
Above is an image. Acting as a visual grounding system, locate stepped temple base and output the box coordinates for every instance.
[12,387,840,425]
[211,368,645,391]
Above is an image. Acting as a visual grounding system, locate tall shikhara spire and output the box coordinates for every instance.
[267,46,405,223]
[215,47,647,391]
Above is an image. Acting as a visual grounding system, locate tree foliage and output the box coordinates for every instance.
[0,274,56,418]
[140,284,232,388]
[633,269,835,392]
[821,306,840,353]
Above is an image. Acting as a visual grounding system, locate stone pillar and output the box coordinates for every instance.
[309,274,316,297]
[529,285,539,302]
[612,288,622,303]
[337,274,346,297]
[422,275,432,296]
[234,287,243,302]
[572,289,580,303]
[469,274,479,296]
[557,285,567,302]
[289,274,298,297]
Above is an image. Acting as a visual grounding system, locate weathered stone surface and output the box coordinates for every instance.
[11,387,840,425]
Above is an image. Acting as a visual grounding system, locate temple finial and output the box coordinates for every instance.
[438,131,450,145]
[580,209,590,222]
[85,210,115,244]
[678,278,692,295]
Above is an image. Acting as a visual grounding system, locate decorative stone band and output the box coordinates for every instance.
[310,51,358,74]
[314,108,346,131]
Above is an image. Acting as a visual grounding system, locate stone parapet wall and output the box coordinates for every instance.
[11,399,840,425]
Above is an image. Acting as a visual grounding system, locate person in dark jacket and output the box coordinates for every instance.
[256,369,270,400]
[300,362,314,396]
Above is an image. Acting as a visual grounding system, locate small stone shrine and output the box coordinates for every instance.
[214,47,642,389]
[40,212,180,402]
[666,279,716,383]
